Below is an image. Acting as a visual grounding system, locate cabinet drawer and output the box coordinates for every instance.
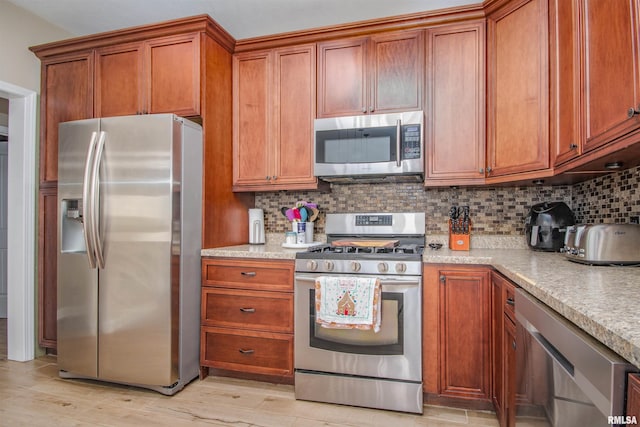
[201,288,293,333]
[503,280,516,322]
[202,258,293,291]
[201,327,293,376]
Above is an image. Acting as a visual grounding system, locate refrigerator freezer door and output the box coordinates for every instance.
[58,118,101,377]
[97,114,179,386]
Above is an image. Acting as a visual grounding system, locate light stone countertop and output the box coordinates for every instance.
[202,242,640,368]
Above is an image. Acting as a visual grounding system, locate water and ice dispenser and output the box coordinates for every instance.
[60,199,86,253]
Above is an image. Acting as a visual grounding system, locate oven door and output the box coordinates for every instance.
[294,273,421,382]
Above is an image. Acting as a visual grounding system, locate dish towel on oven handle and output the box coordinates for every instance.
[314,276,381,332]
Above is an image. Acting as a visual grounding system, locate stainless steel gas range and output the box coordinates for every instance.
[294,212,425,414]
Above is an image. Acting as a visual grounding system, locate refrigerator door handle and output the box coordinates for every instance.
[82,131,98,269]
[91,131,107,270]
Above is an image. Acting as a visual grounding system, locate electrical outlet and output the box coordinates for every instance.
[630,216,639,225]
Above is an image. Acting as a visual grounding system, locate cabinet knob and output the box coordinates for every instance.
[479,168,484,174]
[369,106,374,113]
[362,107,367,114]
[512,340,516,350]
[486,166,492,174]
[272,175,277,181]
[265,176,271,181]
[569,143,578,150]
[439,275,446,283]
[628,107,640,118]
[506,297,515,306]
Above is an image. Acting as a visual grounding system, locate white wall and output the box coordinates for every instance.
[0,0,72,93]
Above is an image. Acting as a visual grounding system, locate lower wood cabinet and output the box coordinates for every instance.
[628,373,640,420]
[200,258,294,383]
[423,264,493,408]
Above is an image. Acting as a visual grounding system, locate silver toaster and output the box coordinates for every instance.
[563,224,640,265]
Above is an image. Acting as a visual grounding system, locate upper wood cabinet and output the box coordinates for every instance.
[580,0,640,153]
[40,52,94,183]
[487,0,550,179]
[233,44,318,191]
[550,0,581,166]
[317,30,424,117]
[424,21,486,186]
[95,33,200,118]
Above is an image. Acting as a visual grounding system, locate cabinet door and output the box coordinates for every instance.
[232,51,272,188]
[581,0,640,152]
[425,21,486,185]
[38,187,58,349]
[628,373,640,420]
[40,52,94,183]
[95,42,144,117]
[437,268,492,401]
[146,33,200,116]
[317,37,367,117]
[491,274,505,426]
[369,30,423,114]
[487,0,549,178]
[550,0,581,166]
[504,316,517,427]
[272,44,317,188]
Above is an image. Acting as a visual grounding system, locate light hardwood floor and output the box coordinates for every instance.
[0,320,499,426]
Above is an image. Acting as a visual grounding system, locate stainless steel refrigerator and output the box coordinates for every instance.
[57,114,202,395]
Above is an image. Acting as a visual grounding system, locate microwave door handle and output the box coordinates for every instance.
[396,119,402,167]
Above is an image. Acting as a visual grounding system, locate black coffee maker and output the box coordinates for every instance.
[525,202,576,251]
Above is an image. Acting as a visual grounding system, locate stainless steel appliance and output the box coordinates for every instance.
[57,114,202,395]
[294,212,424,414]
[563,223,640,265]
[515,289,635,426]
[248,208,265,244]
[525,202,575,251]
[314,111,423,182]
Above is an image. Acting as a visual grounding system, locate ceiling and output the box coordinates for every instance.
[6,0,478,40]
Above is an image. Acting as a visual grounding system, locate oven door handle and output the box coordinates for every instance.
[295,274,421,288]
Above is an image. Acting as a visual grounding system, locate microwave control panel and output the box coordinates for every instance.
[401,125,421,160]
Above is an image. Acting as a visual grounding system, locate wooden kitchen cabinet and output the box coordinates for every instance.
[39,52,94,183]
[317,30,423,117]
[200,258,294,383]
[486,0,550,180]
[95,33,200,117]
[94,42,144,117]
[549,0,581,166]
[232,44,318,191]
[31,16,254,350]
[423,265,493,408]
[628,373,640,419]
[424,21,486,186]
[580,0,640,153]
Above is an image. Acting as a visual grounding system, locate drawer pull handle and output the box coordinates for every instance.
[241,271,257,277]
[240,307,256,313]
[506,297,515,306]
[238,349,255,355]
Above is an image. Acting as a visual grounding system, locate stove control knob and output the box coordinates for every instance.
[395,263,407,273]
[324,260,335,271]
[350,261,361,272]
[377,262,389,273]
[306,260,318,271]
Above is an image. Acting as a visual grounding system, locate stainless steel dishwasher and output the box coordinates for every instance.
[515,289,636,427]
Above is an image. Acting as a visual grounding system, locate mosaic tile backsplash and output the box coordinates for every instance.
[255,166,640,237]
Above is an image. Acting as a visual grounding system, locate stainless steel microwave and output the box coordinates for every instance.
[314,111,424,182]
